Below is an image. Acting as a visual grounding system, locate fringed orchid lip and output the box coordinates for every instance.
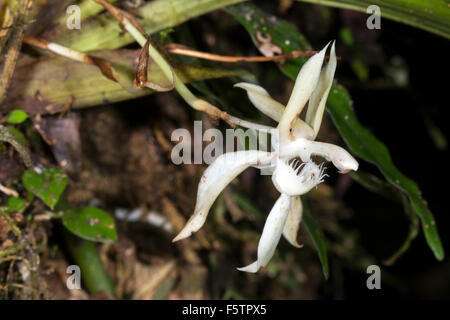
[271,159,327,196]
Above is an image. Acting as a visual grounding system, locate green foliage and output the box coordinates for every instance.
[6,196,26,212]
[302,199,329,279]
[6,109,28,124]
[6,126,28,147]
[22,168,68,210]
[62,207,117,243]
[49,0,246,51]
[296,0,450,39]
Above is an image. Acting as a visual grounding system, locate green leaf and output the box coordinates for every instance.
[302,198,329,280]
[226,3,444,261]
[5,50,248,116]
[296,0,450,39]
[6,197,26,212]
[48,0,246,52]
[22,168,68,210]
[61,207,117,243]
[6,110,28,124]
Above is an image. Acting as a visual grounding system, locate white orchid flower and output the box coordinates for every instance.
[173,42,358,273]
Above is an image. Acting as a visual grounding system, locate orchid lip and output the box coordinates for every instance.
[272,159,327,196]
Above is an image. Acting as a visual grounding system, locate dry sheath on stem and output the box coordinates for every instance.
[23,35,117,82]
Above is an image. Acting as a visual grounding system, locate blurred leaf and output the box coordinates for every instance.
[22,168,68,209]
[296,0,450,39]
[63,230,115,295]
[62,207,117,243]
[339,27,354,46]
[385,56,409,87]
[6,196,26,212]
[227,3,444,261]
[232,192,263,218]
[0,124,32,167]
[6,126,28,147]
[6,109,28,124]
[5,49,248,115]
[422,111,447,151]
[46,0,246,52]
[302,198,329,280]
[351,59,369,82]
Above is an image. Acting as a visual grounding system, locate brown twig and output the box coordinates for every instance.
[0,183,19,197]
[164,43,341,63]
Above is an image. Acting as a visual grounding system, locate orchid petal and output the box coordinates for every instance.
[283,196,303,248]
[234,82,285,121]
[278,43,329,142]
[305,41,337,139]
[234,83,315,140]
[237,194,291,273]
[280,138,359,173]
[173,150,275,242]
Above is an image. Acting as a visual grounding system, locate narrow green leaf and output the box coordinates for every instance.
[226,3,444,261]
[296,0,450,39]
[62,207,117,243]
[6,109,28,124]
[22,168,68,210]
[302,198,329,280]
